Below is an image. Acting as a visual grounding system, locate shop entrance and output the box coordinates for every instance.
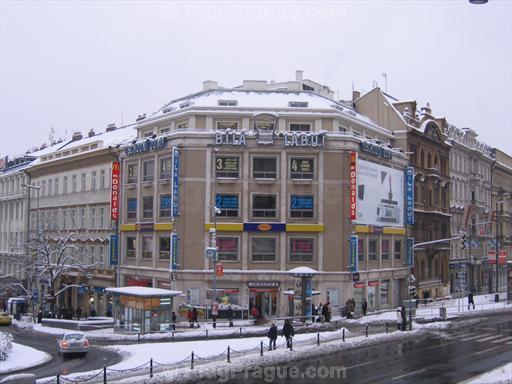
[249,289,277,318]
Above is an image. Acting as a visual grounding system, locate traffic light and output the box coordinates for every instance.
[409,285,416,297]
[461,233,467,250]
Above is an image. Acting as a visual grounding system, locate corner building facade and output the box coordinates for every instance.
[119,78,410,317]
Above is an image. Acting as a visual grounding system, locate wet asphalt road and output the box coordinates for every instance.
[0,326,122,380]
[221,315,512,384]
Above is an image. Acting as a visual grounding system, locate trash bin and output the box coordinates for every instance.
[439,307,447,319]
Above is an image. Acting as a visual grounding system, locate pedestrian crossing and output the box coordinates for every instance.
[448,332,512,345]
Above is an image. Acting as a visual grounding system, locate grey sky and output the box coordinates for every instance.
[1,0,511,158]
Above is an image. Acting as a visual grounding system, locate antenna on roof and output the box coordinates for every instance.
[121,108,124,127]
[382,73,388,93]
[352,81,354,93]
[49,125,55,143]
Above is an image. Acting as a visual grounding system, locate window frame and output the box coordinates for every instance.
[215,121,239,130]
[251,237,277,262]
[289,157,314,180]
[253,156,277,179]
[289,194,314,218]
[127,198,137,220]
[252,194,277,218]
[215,156,240,178]
[289,238,314,263]
[158,236,170,260]
[142,159,155,182]
[217,237,239,262]
[142,236,153,259]
[394,240,402,260]
[159,157,172,180]
[368,239,378,261]
[215,194,239,217]
[381,239,390,261]
[127,163,138,184]
[142,196,154,219]
[289,123,311,132]
[126,236,136,259]
[159,194,172,218]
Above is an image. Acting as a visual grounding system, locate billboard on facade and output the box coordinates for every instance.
[356,159,404,227]
[110,161,120,220]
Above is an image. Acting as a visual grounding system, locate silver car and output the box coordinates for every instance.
[57,333,90,355]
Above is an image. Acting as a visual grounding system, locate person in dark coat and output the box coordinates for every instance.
[400,306,407,331]
[192,307,199,327]
[321,302,329,323]
[468,292,475,310]
[362,299,368,316]
[268,323,278,350]
[187,308,194,328]
[281,319,295,348]
[251,306,260,319]
[227,305,234,327]
[37,310,43,324]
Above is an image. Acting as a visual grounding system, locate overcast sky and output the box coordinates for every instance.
[1,0,511,158]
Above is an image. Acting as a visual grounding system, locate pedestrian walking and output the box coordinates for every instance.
[281,319,295,349]
[227,305,234,327]
[401,306,407,331]
[350,298,356,318]
[317,302,323,322]
[468,292,475,310]
[251,305,260,319]
[362,298,368,316]
[187,308,194,328]
[192,307,199,327]
[396,307,402,331]
[268,323,278,350]
[37,310,43,324]
[321,302,329,323]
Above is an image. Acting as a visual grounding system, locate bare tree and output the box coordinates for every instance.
[26,228,101,317]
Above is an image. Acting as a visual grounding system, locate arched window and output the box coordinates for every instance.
[427,153,432,169]
[420,150,425,168]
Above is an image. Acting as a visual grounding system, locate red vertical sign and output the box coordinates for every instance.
[111,161,120,220]
[350,152,357,221]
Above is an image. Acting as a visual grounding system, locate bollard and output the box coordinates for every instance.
[213,317,216,329]
[290,337,293,351]
[138,333,140,343]
[191,351,194,369]
[103,366,107,384]
[317,332,320,346]
[239,327,242,338]
[385,322,389,334]
[172,323,176,332]
[57,374,60,384]
[206,329,209,339]
[335,320,338,329]
[365,325,368,338]
[227,346,231,363]
[172,331,175,342]
[150,358,153,378]
[342,328,345,342]
[260,340,263,356]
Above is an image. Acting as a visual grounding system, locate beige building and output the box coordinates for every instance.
[118,74,410,318]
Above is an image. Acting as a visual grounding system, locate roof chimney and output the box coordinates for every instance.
[72,131,83,141]
[106,123,117,132]
[295,70,303,81]
[88,129,95,138]
[203,80,218,91]
[136,113,146,122]
[352,90,361,101]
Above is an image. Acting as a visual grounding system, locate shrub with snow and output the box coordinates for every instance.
[0,331,13,361]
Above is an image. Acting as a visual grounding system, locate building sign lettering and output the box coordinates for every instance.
[215,131,247,146]
[284,132,325,148]
[125,136,167,156]
[349,152,357,221]
[359,141,392,159]
[110,161,120,220]
[405,167,414,225]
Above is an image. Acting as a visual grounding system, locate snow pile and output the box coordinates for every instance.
[0,343,51,375]
[0,332,13,361]
[462,361,512,384]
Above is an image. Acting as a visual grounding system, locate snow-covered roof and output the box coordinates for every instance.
[288,266,318,275]
[105,287,182,297]
[282,290,321,296]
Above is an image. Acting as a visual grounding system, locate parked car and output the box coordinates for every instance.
[0,312,12,326]
[57,333,90,355]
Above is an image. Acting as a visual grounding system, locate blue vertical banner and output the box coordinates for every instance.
[304,277,313,317]
[350,235,358,273]
[407,238,414,267]
[405,167,415,225]
[109,234,118,266]
[170,232,178,271]
[171,147,180,218]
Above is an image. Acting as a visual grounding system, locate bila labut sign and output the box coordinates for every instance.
[349,152,357,221]
[125,136,167,156]
[359,141,392,160]
[110,161,120,220]
[171,147,180,217]
[405,167,414,225]
[350,235,358,273]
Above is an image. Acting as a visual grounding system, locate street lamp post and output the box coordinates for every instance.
[22,183,40,322]
[495,200,504,302]
[208,206,221,326]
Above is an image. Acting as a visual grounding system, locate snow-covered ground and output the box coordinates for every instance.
[462,362,512,384]
[0,343,51,375]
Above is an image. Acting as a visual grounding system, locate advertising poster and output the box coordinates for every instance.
[356,159,404,227]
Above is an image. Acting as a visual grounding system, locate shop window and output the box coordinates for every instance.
[142,236,153,259]
[289,238,314,262]
[290,158,314,179]
[290,195,314,218]
[126,237,136,258]
[253,157,277,179]
[215,194,239,217]
[369,239,377,261]
[159,236,170,259]
[251,237,276,262]
[394,240,402,260]
[216,156,239,178]
[252,194,277,218]
[217,237,239,261]
[381,239,390,260]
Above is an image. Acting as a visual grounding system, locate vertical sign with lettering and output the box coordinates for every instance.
[350,235,358,272]
[349,152,357,221]
[110,161,120,220]
[171,147,180,218]
[405,167,414,225]
[109,234,118,266]
[170,232,178,271]
[407,238,414,267]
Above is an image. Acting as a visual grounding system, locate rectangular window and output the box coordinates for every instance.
[100,169,106,189]
[289,123,311,132]
[81,173,86,191]
[100,208,105,229]
[54,178,59,194]
[143,160,155,182]
[98,246,104,266]
[91,208,96,228]
[215,194,239,217]
[394,240,402,260]
[142,236,153,259]
[159,236,170,259]
[143,196,153,219]
[62,210,67,229]
[253,157,277,179]
[252,194,277,218]
[251,237,276,262]
[42,181,46,196]
[369,239,377,261]
[127,164,138,184]
[290,195,314,218]
[382,239,390,260]
[380,281,389,305]
[48,179,52,196]
[92,171,97,190]
[160,157,172,180]
[160,195,172,218]
[289,238,314,262]
[72,175,77,192]
[290,158,314,179]
[217,237,239,261]
[288,101,308,108]
[358,238,365,262]
[176,121,188,129]
[126,237,136,258]
[127,198,137,219]
[216,156,239,178]
[71,210,76,229]
[80,208,85,229]
[216,121,239,130]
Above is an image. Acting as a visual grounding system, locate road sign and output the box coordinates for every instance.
[205,247,217,261]
[352,272,360,282]
[215,263,224,277]
[32,288,38,301]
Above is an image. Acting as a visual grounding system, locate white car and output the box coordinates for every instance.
[57,333,90,355]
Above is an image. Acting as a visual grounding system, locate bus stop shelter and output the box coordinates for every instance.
[106,287,182,334]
